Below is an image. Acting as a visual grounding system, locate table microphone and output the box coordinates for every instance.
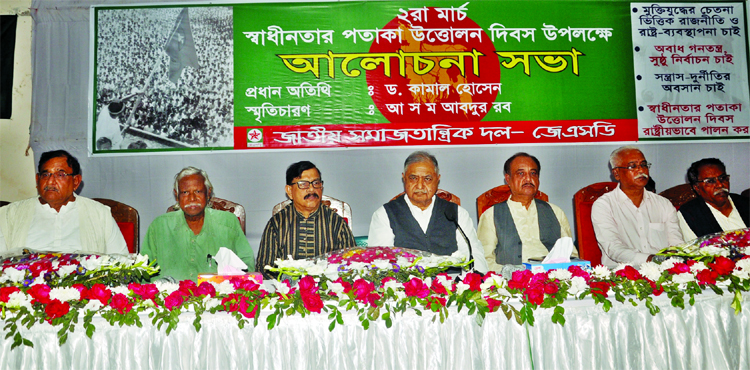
[445,209,474,271]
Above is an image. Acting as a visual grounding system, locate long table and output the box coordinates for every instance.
[1,292,747,370]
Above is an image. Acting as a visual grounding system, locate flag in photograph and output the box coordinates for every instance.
[0,15,17,119]
[164,8,200,84]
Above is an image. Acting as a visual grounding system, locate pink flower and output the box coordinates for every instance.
[178,280,198,295]
[297,275,318,294]
[129,283,159,300]
[668,263,691,275]
[87,284,112,305]
[543,283,559,295]
[425,296,446,311]
[508,270,533,290]
[164,291,185,310]
[568,265,592,281]
[45,299,70,320]
[351,279,375,301]
[430,276,450,295]
[195,282,217,297]
[28,284,51,305]
[463,273,483,292]
[301,292,324,313]
[709,256,735,276]
[71,284,87,295]
[525,287,545,305]
[615,265,643,281]
[486,297,503,312]
[109,293,134,315]
[404,277,430,298]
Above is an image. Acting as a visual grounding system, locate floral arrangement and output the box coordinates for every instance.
[659,227,749,261]
[1,246,750,350]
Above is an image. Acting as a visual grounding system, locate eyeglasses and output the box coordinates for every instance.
[293,179,323,189]
[406,175,435,184]
[614,162,651,171]
[699,174,730,185]
[39,171,74,180]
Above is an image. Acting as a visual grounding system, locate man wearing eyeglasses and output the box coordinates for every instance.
[677,158,749,241]
[0,150,128,254]
[256,161,355,278]
[368,151,488,273]
[592,146,683,268]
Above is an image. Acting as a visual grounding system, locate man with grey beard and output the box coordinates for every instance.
[678,158,749,241]
[591,146,683,268]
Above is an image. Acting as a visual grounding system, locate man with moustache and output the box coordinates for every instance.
[256,161,355,279]
[142,167,254,282]
[678,158,749,241]
[0,150,128,254]
[477,152,574,271]
[368,151,488,273]
[592,146,683,268]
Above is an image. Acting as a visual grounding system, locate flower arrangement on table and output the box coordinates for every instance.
[1,242,749,350]
[658,227,750,261]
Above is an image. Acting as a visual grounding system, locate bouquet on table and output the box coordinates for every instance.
[658,227,750,261]
[266,246,470,283]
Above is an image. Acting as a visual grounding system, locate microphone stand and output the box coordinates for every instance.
[445,210,474,271]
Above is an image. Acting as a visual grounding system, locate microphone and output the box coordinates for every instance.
[445,209,474,271]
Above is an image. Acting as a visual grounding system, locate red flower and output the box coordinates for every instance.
[237,295,258,318]
[668,263,691,275]
[0,286,20,303]
[425,296,447,311]
[164,291,185,310]
[364,292,381,307]
[231,277,260,292]
[430,277,450,295]
[195,282,217,297]
[508,270,533,290]
[486,298,503,312]
[647,280,664,296]
[616,266,643,281]
[696,269,718,285]
[351,279,376,302]
[71,284,87,295]
[28,284,51,304]
[483,271,501,281]
[29,260,53,277]
[525,287,545,305]
[589,281,611,298]
[686,259,697,267]
[129,283,159,300]
[463,273,483,292]
[301,291,324,313]
[543,283,559,295]
[404,277,430,298]
[709,256,735,276]
[45,299,70,320]
[333,277,352,294]
[87,284,112,305]
[568,265,592,282]
[110,293,134,315]
[178,280,198,295]
[297,275,318,294]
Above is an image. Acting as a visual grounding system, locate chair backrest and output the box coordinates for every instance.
[476,185,548,219]
[390,189,461,206]
[271,195,353,230]
[93,198,140,254]
[742,188,750,199]
[167,197,246,234]
[659,183,697,210]
[573,182,617,267]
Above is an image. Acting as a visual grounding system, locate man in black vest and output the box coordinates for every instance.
[367,151,488,273]
[477,153,574,271]
[678,158,749,241]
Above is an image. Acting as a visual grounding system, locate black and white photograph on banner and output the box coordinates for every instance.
[94,6,234,152]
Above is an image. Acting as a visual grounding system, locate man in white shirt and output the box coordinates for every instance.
[678,158,748,241]
[591,146,683,268]
[477,153,574,271]
[0,150,128,254]
[368,151,488,273]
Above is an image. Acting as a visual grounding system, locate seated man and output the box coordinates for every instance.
[592,146,683,267]
[478,153,574,271]
[678,158,749,241]
[368,151,488,273]
[256,161,355,279]
[142,167,254,282]
[0,150,128,254]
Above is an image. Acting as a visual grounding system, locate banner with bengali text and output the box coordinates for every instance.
[90,1,748,154]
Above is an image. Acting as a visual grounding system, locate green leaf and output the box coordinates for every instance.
[328,319,336,332]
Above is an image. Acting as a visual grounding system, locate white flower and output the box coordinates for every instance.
[204,297,221,310]
[57,264,78,277]
[7,291,32,310]
[1,268,26,283]
[395,257,412,268]
[266,297,279,307]
[110,286,130,296]
[323,264,341,280]
[639,262,662,281]
[326,281,345,296]
[672,273,695,284]
[272,280,291,295]
[382,279,403,293]
[305,262,327,276]
[155,281,180,295]
[29,276,45,286]
[455,282,470,295]
[371,259,392,270]
[690,261,708,273]
[700,246,730,257]
[83,299,103,312]
[348,262,368,272]
[736,259,750,271]
[80,256,103,271]
[658,258,681,272]
[139,299,156,308]
[567,276,588,295]
[480,275,506,291]
[732,269,750,280]
[52,261,60,269]
[134,254,149,265]
[49,287,81,302]
[592,265,610,278]
[212,281,236,295]
[547,269,572,282]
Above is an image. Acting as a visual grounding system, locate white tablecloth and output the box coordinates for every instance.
[0,292,747,370]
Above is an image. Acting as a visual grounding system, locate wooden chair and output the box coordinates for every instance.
[659,184,697,210]
[390,189,461,206]
[476,185,548,219]
[167,197,246,234]
[573,182,618,267]
[272,195,353,230]
[93,198,140,254]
